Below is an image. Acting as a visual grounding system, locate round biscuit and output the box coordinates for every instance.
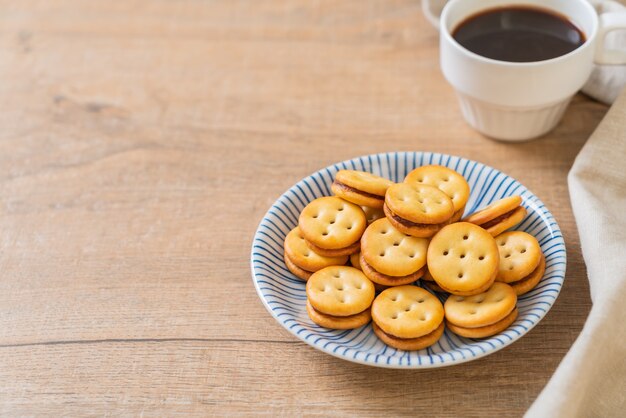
[360,253,425,286]
[335,170,393,197]
[446,307,518,339]
[427,222,499,295]
[511,253,546,295]
[361,218,428,277]
[284,252,312,281]
[371,286,444,339]
[495,231,542,283]
[404,165,470,214]
[385,183,454,224]
[306,299,371,329]
[485,206,527,237]
[444,282,517,328]
[306,266,375,316]
[362,205,385,224]
[463,195,523,225]
[284,227,348,272]
[299,197,366,250]
[372,321,444,351]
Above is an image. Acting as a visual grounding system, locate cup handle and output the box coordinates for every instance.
[594,12,626,65]
[422,0,442,30]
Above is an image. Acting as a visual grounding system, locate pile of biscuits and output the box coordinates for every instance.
[283,165,546,351]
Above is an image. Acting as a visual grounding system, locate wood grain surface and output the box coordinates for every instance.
[0,0,610,416]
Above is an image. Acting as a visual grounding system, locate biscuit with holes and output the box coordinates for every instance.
[510,253,545,295]
[444,282,516,327]
[306,299,372,329]
[495,231,542,283]
[331,170,394,208]
[447,307,518,338]
[373,321,445,351]
[299,197,366,256]
[371,285,445,349]
[361,219,429,277]
[384,183,454,238]
[284,227,348,281]
[463,196,526,237]
[362,205,385,224]
[306,266,375,329]
[427,222,499,296]
[405,165,470,222]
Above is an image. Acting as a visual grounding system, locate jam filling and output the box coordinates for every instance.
[480,208,517,229]
[389,210,446,228]
[332,181,384,200]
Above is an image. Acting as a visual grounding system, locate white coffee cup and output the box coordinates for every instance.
[436,0,626,141]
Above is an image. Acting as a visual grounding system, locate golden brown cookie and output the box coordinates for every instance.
[510,253,546,296]
[427,222,499,296]
[373,321,445,351]
[384,183,454,238]
[371,286,444,339]
[306,266,375,315]
[362,205,385,224]
[284,227,348,281]
[361,218,429,275]
[463,196,526,237]
[405,165,470,222]
[299,197,366,256]
[284,253,312,281]
[446,307,518,339]
[495,231,542,283]
[331,170,394,208]
[444,282,517,327]
[306,299,371,329]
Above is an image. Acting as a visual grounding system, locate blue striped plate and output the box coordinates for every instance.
[251,152,566,368]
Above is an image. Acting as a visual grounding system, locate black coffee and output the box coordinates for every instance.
[452,6,586,62]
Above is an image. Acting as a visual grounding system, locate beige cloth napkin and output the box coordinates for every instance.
[526,88,626,417]
[421,0,626,104]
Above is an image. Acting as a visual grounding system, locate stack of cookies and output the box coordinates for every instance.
[282,165,546,351]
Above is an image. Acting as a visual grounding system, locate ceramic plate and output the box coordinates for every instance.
[251,152,566,368]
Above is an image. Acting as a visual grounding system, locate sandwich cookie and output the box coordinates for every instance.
[360,218,429,286]
[427,222,499,296]
[463,195,526,237]
[299,197,366,257]
[404,165,470,222]
[331,170,393,209]
[283,227,348,281]
[444,282,518,338]
[495,231,545,295]
[371,285,445,350]
[384,183,454,238]
[306,266,375,329]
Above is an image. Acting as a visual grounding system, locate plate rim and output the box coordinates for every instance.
[250,151,567,369]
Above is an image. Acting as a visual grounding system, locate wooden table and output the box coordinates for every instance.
[0,1,610,416]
